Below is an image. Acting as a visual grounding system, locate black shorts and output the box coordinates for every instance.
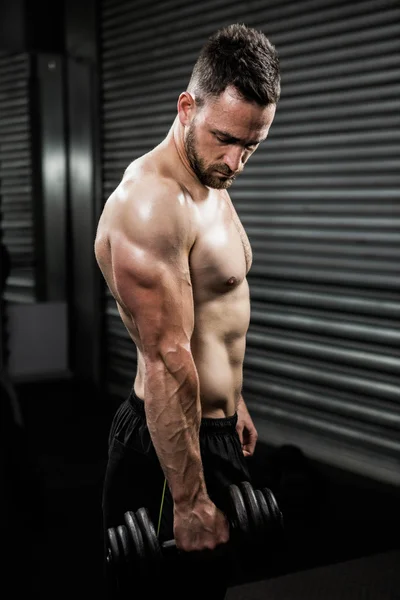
[102,388,252,599]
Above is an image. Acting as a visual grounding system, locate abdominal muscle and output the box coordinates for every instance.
[191,334,246,418]
[121,292,250,419]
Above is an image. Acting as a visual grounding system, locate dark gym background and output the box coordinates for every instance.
[1,1,399,599]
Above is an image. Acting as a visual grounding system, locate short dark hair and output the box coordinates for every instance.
[188,23,281,107]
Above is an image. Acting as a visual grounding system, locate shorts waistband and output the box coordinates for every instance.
[128,388,238,432]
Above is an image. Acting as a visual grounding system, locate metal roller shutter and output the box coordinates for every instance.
[99,0,400,483]
[0,51,35,303]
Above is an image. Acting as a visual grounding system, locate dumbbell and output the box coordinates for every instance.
[106,481,284,590]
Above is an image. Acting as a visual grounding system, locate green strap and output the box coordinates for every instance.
[157,478,167,537]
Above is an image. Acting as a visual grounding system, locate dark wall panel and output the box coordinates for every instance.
[0,51,35,303]
[99,0,400,484]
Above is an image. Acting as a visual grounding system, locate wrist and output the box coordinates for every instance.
[237,396,247,411]
[173,483,208,509]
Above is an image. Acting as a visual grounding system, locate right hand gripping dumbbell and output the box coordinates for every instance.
[106,481,284,591]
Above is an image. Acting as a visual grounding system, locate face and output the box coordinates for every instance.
[184,86,276,189]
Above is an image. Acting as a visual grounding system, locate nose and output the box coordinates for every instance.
[223,146,245,174]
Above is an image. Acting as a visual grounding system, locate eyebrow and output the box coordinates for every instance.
[212,129,266,146]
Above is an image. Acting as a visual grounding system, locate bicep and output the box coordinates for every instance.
[112,238,195,360]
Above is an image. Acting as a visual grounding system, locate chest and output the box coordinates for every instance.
[189,195,252,294]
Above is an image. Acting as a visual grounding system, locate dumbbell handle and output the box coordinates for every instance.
[160,535,233,555]
[161,539,177,551]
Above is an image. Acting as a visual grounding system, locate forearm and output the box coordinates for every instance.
[143,347,207,507]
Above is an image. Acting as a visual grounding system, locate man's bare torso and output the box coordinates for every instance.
[95,139,252,418]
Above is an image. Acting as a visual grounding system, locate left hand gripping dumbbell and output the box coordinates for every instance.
[106,481,284,590]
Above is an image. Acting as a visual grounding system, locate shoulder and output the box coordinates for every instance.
[108,160,196,250]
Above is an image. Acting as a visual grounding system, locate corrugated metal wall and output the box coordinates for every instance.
[0,52,35,304]
[99,0,400,483]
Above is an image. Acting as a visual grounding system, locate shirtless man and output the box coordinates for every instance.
[95,23,280,599]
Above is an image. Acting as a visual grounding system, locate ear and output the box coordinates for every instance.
[177,91,196,126]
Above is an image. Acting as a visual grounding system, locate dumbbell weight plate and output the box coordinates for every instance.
[262,488,284,531]
[123,509,152,584]
[124,510,147,561]
[226,483,250,543]
[239,481,265,541]
[114,525,133,590]
[107,527,121,565]
[116,525,131,562]
[254,489,271,532]
[262,487,287,577]
[135,507,163,562]
[106,527,125,594]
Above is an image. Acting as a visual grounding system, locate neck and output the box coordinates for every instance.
[167,116,201,187]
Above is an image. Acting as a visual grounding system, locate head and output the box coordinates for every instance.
[178,23,281,189]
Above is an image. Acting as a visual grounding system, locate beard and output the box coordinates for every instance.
[184,122,238,190]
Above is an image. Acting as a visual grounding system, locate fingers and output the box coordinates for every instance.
[236,425,243,445]
[242,434,257,457]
